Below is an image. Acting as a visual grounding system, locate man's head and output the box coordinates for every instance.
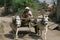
[25,7,30,11]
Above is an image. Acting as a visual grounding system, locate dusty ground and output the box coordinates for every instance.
[46,30,60,40]
[0,17,60,40]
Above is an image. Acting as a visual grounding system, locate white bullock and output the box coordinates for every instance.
[15,16,21,27]
[37,14,49,40]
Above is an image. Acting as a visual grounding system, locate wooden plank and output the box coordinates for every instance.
[17,27,30,31]
[16,27,35,32]
[49,24,58,29]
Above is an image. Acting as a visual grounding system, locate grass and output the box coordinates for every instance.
[31,8,40,18]
[0,23,4,34]
[0,23,3,28]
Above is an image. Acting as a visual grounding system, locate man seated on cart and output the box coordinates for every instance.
[21,7,33,27]
[22,6,33,18]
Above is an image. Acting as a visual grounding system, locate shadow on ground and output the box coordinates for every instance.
[53,26,60,31]
[4,23,42,40]
[4,33,14,39]
[4,31,42,40]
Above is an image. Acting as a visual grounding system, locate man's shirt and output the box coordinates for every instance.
[28,11,33,18]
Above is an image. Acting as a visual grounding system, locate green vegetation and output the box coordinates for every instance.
[0,0,49,16]
[12,0,40,14]
[0,0,40,16]
[0,0,4,6]
[0,23,3,28]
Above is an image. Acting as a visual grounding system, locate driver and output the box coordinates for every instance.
[22,7,33,18]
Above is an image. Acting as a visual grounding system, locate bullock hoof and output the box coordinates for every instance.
[15,36,18,40]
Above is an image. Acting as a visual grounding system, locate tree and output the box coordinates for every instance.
[12,0,40,13]
[39,1,49,15]
[0,0,40,16]
[0,0,4,6]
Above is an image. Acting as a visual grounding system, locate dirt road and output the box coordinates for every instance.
[0,17,60,40]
